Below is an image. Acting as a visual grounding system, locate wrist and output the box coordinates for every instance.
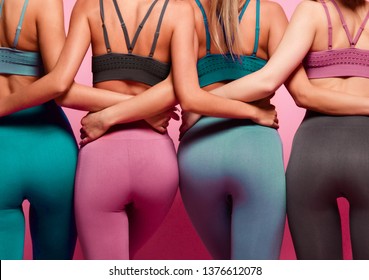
[246,104,259,122]
[100,108,116,129]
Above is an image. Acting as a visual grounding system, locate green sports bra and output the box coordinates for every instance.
[195,0,266,87]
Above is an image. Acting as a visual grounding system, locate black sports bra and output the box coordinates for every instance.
[92,0,170,86]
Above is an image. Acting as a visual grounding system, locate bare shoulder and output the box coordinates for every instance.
[165,0,194,19]
[260,0,287,19]
[67,0,100,21]
[289,0,325,26]
[164,0,195,27]
[32,0,63,13]
[292,0,325,18]
[183,0,199,11]
[259,0,288,30]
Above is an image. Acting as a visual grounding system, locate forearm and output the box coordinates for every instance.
[97,79,177,127]
[286,67,369,115]
[55,83,133,111]
[0,72,70,117]
[178,85,261,120]
[209,67,278,102]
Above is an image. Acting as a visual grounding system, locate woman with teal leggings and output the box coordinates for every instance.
[0,0,77,259]
[178,0,286,259]
[0,105,78,259]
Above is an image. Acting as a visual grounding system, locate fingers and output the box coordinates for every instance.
[170,110,180,121]
[79,136,91,147]
[80,127,87,141]
[155,126,167,134]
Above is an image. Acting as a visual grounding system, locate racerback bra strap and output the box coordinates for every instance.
[319,0,333,50]
[13,0,29,48]
[0,0,4,18]
[100,0,168,56]
[330,0,369,47]
[0,0,30,48]
[100,0,112,53]
[194,0,211,54]
[112,0,159,54]
[195,0,260,56]
[250,0,260,57]
[321,0,369,49]
[149,0,169,57]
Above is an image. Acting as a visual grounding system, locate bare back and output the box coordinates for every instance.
[85,0,177,96]
[309,0,369,96]
[0,0,40,96]
[190,0,286,91]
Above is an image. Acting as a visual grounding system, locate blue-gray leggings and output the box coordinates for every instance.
[178,117,286,260]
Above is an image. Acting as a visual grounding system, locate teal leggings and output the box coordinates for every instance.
[178,117,286,259]
[0,102,78,259]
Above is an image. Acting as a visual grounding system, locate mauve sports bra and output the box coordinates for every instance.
[0,0,44,77]
[303,0,369,79]
[195,0,267,88]
[92,0,170,86]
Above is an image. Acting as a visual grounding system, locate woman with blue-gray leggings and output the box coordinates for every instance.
[177,0,287,260]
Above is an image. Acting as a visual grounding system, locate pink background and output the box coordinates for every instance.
[22,0,352,260]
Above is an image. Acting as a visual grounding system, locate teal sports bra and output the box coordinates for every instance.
[195,0,266,87]
[0,0,44,77]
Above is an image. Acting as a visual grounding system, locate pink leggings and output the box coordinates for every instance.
[74,122,178,259]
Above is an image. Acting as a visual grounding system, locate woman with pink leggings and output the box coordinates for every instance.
[75,124,178,259]
[73,0,179,259]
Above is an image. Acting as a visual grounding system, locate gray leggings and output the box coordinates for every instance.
[286,111,369,259]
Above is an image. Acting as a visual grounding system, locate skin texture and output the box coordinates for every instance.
[0,0,178,135]
[207,0,369,113]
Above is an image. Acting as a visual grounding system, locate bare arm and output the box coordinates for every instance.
[0,0,176,119]
[209,1,369,115]
[0,0,91,116]
[170,1,276,125]
[286,66,369,115]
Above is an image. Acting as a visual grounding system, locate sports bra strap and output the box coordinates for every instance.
[1,0,30,48]
[195,0,211,54]
[353,12,369,45]
[112,0,159,54]
[0,0,4,18]
[149,0,169,57]
[13,0,29,48]
[330,0,369,47]
[319,0,333,50]
[238,0,250,21]
[100,0,112,53]
[252,0,260,56]
[196,0,260,56]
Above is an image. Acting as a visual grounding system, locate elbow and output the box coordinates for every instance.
[292,91,309,108]
[162,84,178,108]
[175,85,198,112]
[49,72,74,99]
[52,81,71,97]
[263,76,281,94]
[178,94,201,112]
[178,98,193,112]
